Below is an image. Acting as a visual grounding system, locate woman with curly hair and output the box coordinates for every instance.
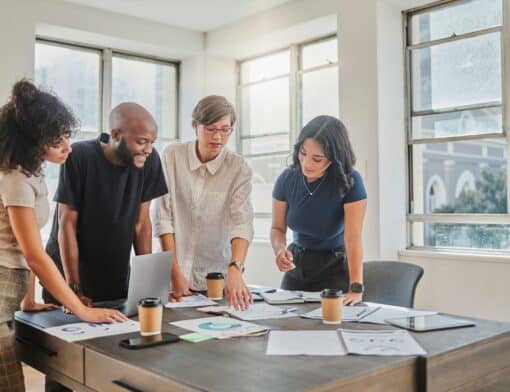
[0,80,126,391]
[270,115,367,305]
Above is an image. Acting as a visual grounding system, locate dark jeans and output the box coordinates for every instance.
[281,243,349,292]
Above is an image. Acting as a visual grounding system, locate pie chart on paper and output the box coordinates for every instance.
[198,320,242,331]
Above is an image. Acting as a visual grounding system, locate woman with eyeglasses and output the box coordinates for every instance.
[154,95,254,311]
[0,80,126,391]
[270,115,367,305]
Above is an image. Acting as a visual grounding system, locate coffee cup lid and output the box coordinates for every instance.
[320,289,342,298]
[206,272,224,280]
[138,297,161,307]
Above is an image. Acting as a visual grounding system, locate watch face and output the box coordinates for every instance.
[350,283,364,293]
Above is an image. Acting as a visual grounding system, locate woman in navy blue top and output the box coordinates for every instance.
[271,115,367,304]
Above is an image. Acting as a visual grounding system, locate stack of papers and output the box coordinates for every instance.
[164,294,217,308]
[339,329,426,356]
[267,331,347,356]
[265,329,426,356]
[262,290,321,304]
[45,320,139,342]
[359,303,436,325]
[301,305,380,321]
[170,316,269,339]
[225,303,299,321]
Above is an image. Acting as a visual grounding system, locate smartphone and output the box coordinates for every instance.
[120,332,179,349]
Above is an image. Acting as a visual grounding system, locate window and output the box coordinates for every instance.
[238,36,338,239]
[405,0,509,252]
[35,40,179,241]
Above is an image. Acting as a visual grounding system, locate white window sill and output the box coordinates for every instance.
[399,248,510,265]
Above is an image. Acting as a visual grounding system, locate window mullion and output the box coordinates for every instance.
[102,48,112,132]
[289,44,299,146]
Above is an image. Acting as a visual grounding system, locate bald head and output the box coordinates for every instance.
[109,102,157,134]
[108,102,158,168]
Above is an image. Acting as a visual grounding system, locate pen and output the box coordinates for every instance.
[280,307,297,314]
[355,308,368,318]
[358,306,381,321]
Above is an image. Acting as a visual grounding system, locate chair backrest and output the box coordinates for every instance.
[362,261,423,308]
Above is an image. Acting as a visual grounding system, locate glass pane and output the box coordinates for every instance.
[409,0,502,45]
[112,56,177,139]
[411,106,502,139]
[411,32,501,111]
[240,77,289,137]
[242,134,289,155]
[412,222,510,251]
[301,38,338,69]
[411,139,507,214]
[247,154,289,214]
[301,66,339,127]
[240,50,290,84]
[35,42,101,133]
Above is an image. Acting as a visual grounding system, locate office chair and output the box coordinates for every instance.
[362,261,424,308]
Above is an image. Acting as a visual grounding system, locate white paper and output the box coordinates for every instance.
[340,329,426,356]
[359,303,436,325]
[266,331,347,356]
[45,320,139,342]
[170,316,268,339]
[164,294,217,308]
[301,305,379,321]
[261,291,304,304]
[226,303,298,321]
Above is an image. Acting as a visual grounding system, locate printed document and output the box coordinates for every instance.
[45,320,139,342]
[339,329,426,356]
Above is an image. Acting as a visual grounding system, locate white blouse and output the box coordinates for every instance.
[153,141,254,290]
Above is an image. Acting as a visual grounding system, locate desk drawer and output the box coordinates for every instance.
[15,321,84,383]
[85,349,195,392]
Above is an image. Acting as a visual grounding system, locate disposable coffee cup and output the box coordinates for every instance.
[206,272,224,300]
[138,297,163,336]
[320,289,343,325]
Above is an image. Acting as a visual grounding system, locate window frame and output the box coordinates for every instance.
[236,35,338,236]
[403,0,510,252]
[35,38,180,144]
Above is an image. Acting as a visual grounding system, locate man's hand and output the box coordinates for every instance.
[225,268,252,311]
[169,270,191,302]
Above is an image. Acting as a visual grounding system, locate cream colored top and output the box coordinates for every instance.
[0,169,50,270]
[153,141,254,290]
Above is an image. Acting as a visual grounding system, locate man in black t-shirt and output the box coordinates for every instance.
[44,102,168,304]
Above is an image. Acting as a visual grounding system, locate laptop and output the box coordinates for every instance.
[95,251,172,317]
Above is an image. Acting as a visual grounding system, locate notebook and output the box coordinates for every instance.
[262,290,321,304]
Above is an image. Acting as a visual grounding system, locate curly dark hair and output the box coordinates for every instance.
[0,79,77,176]
[292,115,356,197]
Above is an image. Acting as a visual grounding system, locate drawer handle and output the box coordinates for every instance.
[112,379,145,392]
[15,336,57,357]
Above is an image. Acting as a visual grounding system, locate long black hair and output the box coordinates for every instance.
[292,115,356,197]
[0,79,77,176]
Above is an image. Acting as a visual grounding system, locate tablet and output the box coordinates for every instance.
[386,314,476,332]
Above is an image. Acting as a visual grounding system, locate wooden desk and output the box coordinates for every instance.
[15,305,510,392]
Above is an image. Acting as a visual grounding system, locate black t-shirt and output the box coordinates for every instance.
[45,138,168,301]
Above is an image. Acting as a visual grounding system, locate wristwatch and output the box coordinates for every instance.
[69,283,82,295]
[349,282,364,293]
[228,261,245,273]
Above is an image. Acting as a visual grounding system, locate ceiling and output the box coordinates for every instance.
[62,0,293,32]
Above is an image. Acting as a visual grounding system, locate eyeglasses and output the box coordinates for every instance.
[202,125,234,135]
